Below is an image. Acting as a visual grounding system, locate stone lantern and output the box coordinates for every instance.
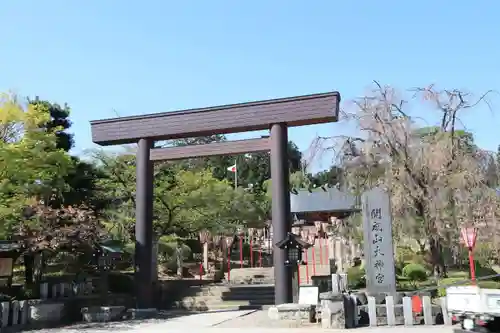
[275,232,310,303]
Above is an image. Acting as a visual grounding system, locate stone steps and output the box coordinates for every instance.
[176,284,275,311]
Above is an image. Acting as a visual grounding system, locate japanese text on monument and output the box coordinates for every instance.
[362,187,396,293]
[370,207,385,284]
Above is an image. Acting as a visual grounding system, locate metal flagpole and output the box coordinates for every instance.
[234,159,237,189]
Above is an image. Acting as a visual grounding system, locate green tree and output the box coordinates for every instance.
[229,141,303,192]
[92,151,263,241]
[164,136,303,193]
[311,166,344,187]
[28,97,104,209]
[28,97,73,152]
[0,93,72,235]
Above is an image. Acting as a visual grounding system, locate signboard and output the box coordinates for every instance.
[361,187,396,294]
[298,286,319,305]
[0,258,13,277]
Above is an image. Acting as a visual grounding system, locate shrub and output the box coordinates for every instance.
[477,280,500,289]
[157,242,192,262]
[347,266,366,289]
[437,278,500,297]
[475,265,500,281]
[402,263,428,283]
[234,243,252,258]
[395,246,415,269]
[108,272,134,294]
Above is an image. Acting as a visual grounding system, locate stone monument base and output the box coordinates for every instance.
[81,306,127,323]
[267,303,316,323]
[318,291,357,329]
[126,308,157,320]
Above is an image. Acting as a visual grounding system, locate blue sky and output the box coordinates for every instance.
[1,1,499,172]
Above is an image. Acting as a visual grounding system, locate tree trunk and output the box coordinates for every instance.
[429,236,445,278]
[416,241,426,254]
[25,252,45,286]
[33,252,45,285]
[24,254,34,286]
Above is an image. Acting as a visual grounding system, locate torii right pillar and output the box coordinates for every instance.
[270,123,293,305]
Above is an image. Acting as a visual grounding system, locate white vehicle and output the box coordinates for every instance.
[446,285,500,332]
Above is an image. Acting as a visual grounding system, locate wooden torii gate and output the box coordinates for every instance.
[89,92,340,308]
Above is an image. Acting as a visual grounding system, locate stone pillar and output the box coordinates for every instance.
[135,138,154,308]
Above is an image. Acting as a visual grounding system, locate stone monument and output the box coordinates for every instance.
[361,187,396,294]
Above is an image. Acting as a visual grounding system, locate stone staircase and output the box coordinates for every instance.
[226,267,275,284]
[175,249,334,312]
[174,284,275,311]
[226,244,332,287]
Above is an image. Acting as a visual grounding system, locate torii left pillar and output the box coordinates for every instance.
[135,138,154,308]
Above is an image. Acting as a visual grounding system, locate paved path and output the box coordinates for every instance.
[23,310,458,333]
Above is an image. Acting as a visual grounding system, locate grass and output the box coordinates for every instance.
[396,269,500,295]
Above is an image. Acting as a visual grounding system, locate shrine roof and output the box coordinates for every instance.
[290,187,357,214]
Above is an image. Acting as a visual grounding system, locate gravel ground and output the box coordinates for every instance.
[20,310,255,333]
[18,310,457,333]
[215,309,320,329]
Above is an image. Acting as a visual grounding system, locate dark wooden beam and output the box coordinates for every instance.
[150,137,270,161]
[90,91,340,146]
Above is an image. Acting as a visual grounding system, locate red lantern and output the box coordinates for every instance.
[199,230,211,244]
[307,234,316,246]
[301,229,310,283]
[461,227,478,284]
[461,227,477,249]
[314,221,322,233]
[256,228,264,239]
[212,234,222,247]
[321,221,330,234]
[300,229,310,240]
[314,221,324,265]
[307,234,316,276]
[224,236,234,249]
